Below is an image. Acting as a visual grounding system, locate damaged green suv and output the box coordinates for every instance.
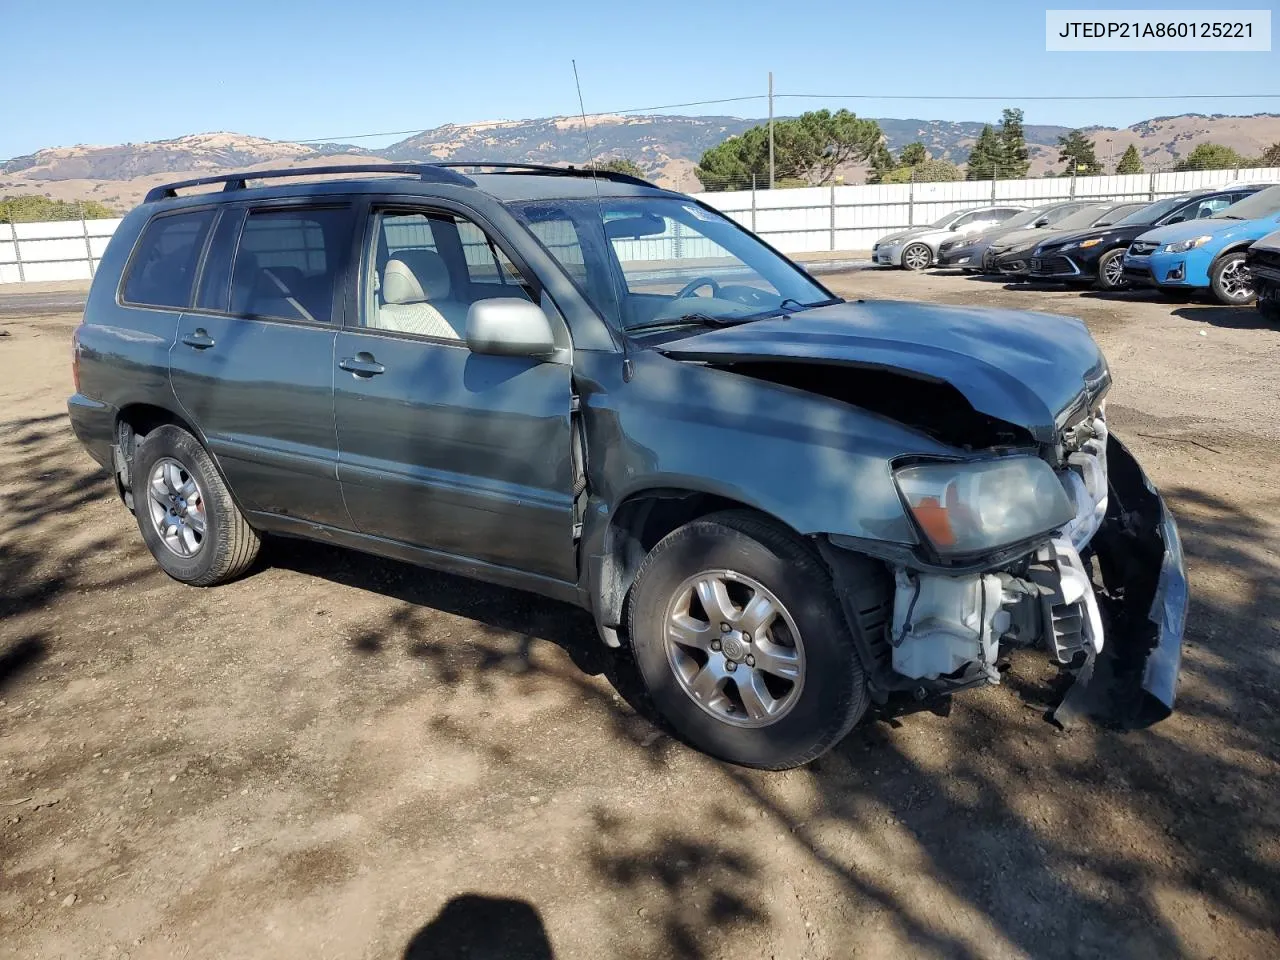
[68,163,1187,768]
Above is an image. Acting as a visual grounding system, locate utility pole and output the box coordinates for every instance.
[768,71,775,190]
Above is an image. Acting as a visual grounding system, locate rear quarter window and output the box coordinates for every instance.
[121,209,217,309]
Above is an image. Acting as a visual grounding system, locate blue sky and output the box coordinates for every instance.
[3,0,1277,158]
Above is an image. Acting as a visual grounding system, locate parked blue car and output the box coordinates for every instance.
[1123,185,1280,303]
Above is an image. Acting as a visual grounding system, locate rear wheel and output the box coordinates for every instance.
[901,243,932,271]
[627,511,877,769]
[1095,248,1128,291]
[132,425,260,586]
[1210,252,1255,305]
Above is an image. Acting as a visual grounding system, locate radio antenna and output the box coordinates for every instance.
[572,59,596,174]
[571,59,630,372]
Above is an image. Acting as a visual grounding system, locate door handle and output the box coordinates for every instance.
[339,353,385,378]
[181,329,216,350]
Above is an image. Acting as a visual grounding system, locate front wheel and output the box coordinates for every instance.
[1210,252,1255,305]
[627,511,877,769]
[132,425,260,586]
[1095,248,1128,291]
[901,243,932,271]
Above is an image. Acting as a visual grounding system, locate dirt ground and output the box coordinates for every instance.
[1,270,1278,960]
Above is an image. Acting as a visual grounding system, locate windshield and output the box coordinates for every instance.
[507,196,834,331]
[995,206,1051,231]
[1114,196,1189,227]
[1053,204,1125,232]
[928,211,962,229]
[1212,185,1280,220]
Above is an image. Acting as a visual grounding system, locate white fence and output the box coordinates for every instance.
[1,217,125,283]
[4,166,1280,284]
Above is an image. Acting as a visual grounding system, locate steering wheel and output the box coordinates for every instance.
[674,277,721,300]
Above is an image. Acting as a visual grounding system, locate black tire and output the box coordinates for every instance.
[627,510,877,769]
[1257,283,1280,324]
[1209,251,1255,305]
[1094,248,1128,291]
[132,425,260,586]
[901,243,932,271]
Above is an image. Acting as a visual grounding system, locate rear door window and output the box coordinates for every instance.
[230,206,355,323]
[122,209,216,309]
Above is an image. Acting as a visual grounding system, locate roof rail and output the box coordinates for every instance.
[143,163,474,203]
[431,161,653,188]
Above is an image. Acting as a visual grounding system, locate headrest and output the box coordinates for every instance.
[383,249,450,304]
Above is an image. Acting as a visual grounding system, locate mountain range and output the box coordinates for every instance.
[3,112,1279,211]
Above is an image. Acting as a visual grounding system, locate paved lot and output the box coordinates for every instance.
[1,270,1278,959]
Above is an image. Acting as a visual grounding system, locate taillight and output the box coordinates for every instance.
[71,327,82,392]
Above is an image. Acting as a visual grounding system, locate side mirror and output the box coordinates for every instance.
[1166,215,1186,224]
[1034,217,1050,227]
[466,298,557,359]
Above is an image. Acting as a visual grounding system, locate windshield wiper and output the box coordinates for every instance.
[626,313,755,334]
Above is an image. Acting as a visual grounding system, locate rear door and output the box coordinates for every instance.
[333,201,577,582]
[168,201,356,527]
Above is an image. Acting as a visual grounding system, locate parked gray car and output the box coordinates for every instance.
[68,163,1186,769]
[985,202,1147,276]
[873,205,1024,270]
[936,201,1095,271]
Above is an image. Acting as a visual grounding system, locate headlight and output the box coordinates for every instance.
[1163,235,1212,253]
[1063,237,1105,252]
[894,456,1074,556]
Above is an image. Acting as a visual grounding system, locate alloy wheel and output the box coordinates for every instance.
[1219,258,1253,301]
[145,457,206,558]
[663,570,805,728]
[1103,255,1125,287]
[903,244,931,271]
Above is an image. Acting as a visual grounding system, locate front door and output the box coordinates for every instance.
[168,202,356,527]
[333,204,577,583]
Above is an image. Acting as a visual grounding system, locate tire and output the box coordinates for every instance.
[1094,248,1128,291]
[1210,251,1255,305]
[627,510,876,769]
[901,243,932,272]
[1257,283,1280,324]
[131,424,260,586]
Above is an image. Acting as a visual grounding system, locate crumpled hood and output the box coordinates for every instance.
[657,300,1109,442]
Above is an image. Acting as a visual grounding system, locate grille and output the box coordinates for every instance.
[1031,256,1076,276]
[1129,240,1158,256]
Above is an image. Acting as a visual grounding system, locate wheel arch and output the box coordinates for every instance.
[589,487,800,646]
[1209,241,1256,268]
[112,404,209,511]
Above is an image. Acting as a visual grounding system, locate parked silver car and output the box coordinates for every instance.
[873,205,1025,270]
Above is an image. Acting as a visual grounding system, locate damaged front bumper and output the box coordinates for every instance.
[839,431,1187,728]
[1076,433,1188,726]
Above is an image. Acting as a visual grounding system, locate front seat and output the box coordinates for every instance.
[377,250,468,339]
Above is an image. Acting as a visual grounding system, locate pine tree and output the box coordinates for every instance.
[1115,144,1143,175]
[1057,130,1103,175]
[997,108,1030,179]
[966,125,1001,180]
[898,142,928,166]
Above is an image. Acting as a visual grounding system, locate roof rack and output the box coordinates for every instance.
[143,163,474,203]
[431,161,653,188]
